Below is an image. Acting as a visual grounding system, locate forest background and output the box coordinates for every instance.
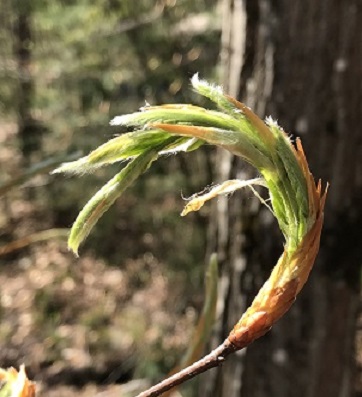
[0,1,361,397]
[1,1,219,396]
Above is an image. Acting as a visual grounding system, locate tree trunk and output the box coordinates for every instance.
[13,0,44,163]
[202,1,362,396]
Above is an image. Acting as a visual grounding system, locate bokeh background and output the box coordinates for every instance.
[0,1,361,397]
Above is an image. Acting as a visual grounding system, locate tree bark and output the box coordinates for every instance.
[202,1,362,396]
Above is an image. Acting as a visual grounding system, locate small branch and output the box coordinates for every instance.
[136,339,236,397]
[0,228,69,256]
[0,151,81,196]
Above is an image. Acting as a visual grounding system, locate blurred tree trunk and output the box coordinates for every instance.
[13,1,44,163]
[202,1,362,397]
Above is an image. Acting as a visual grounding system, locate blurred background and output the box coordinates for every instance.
[0,1,361,397]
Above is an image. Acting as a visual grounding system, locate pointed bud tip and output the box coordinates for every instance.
[191,73,200,86]
[191,73,223,95]
[68,243,79,257]
[110,116,125,126]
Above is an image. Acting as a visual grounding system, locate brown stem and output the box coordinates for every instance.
[136,339,237,397]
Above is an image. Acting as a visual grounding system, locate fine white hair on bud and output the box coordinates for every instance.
[265,116,279,128]
[109,115,129,126]
[191,73,224,95]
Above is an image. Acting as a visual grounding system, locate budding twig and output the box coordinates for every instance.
[54,75,327,397]
[136,340,236,397]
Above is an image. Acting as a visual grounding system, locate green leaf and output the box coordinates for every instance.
[68,138,176,254]
[53,131,203,175]
[52,130,171,174]
[191,74,238,114]
[111,105,244,133]
[58,75,319,255]
[151,124,274,171]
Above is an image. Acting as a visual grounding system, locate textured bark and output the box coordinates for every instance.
[202,0,362,396]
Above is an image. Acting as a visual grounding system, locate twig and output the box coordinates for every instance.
[0,151,81,196]
[135,339,236,397]
[56,77,327,397]
[0,228,69,256]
